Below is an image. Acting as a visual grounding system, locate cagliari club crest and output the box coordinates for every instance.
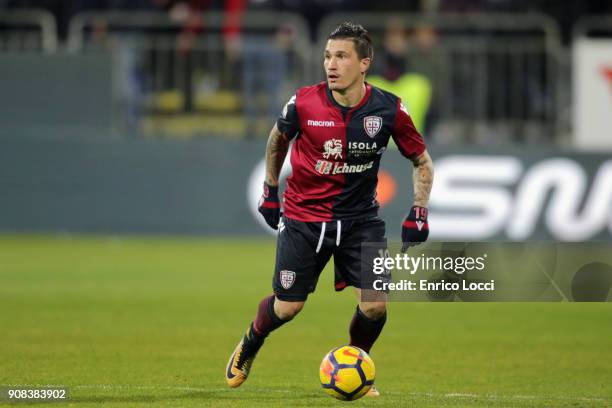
[280,270,296,289]
[363,116,382,138]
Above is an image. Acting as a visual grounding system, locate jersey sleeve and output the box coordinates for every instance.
[276,94,300,140]
[391,99,426,160]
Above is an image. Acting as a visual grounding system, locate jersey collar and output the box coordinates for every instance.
[325,82,372,112]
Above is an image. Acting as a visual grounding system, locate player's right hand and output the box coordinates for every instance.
[258,182,281,230]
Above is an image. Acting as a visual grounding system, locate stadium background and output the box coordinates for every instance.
[1,1,611,406]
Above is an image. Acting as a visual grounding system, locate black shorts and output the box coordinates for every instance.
[272,215,387,301]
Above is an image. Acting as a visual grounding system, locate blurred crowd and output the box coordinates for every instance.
[2,0,611,141]
[1,0,612,42]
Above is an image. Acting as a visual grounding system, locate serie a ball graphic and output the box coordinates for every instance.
[319,346,375,401]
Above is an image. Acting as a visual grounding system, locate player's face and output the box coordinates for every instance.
[324,39,370,92]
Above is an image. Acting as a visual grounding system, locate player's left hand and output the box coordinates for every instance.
[258,182,281,230]
[401,206,429,252]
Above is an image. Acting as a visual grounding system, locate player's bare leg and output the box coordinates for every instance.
[226,296,304,387]
[350,288,387,397]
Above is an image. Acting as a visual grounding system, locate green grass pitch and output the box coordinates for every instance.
[1,235,611,407]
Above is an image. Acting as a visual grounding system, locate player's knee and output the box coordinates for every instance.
[359,302,387,320]
[274,299,304,320]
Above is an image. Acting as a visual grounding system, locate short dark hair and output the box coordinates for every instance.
[328,22,373,61]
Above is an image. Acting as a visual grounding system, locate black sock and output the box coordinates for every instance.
[349,305,387,353]
[247,295,291,349]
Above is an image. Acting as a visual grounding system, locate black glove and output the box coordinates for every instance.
[401,205,429,252]
[258,182,281,230]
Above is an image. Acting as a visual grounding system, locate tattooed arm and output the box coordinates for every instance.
[257,124,290,229]
[399,149,434,250]
[411,150,434,207]
[264,123,290,186]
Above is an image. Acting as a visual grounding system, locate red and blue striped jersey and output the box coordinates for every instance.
[277,82,425,222]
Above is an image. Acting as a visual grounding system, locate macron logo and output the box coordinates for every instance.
[307,119,336,127]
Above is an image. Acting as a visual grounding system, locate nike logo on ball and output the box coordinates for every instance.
[343,349,364,361]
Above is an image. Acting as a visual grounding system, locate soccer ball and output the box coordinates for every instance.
[319,346,375,401]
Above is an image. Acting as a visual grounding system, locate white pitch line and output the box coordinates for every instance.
[71,384,292,393]
[72,385,612,402]
[4,384,610,403]
[394,391,610,403]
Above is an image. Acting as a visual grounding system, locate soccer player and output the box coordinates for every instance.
[226,22,434,396]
